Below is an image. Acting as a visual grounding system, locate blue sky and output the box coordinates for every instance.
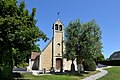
[19,0,120,58]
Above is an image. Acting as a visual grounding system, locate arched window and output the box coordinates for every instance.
[59,25,62,31]
[55,24,58,30]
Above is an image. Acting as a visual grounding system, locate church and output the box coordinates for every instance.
[28,19,77,72]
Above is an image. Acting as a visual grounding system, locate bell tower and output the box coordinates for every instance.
[52,19,64,72]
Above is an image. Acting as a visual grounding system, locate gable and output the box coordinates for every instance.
[41,38,53,53]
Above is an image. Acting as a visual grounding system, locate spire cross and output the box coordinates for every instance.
[57,12,60,19]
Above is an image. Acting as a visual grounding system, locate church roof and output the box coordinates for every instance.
[31,52,40,60]
[41,38,53,52]
[109,51,120,60]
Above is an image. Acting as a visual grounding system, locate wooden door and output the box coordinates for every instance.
[56,58,62,70]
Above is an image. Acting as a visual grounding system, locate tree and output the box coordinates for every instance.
[0,0,48,79]
[64,20,79,72]
[65,19,102,73]
[94,53,105,64]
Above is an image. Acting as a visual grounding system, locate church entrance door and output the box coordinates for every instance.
[56,58,62,71]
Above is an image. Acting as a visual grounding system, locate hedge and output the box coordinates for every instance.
[99,60,120,66]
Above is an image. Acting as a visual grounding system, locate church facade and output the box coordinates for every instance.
[29,19,77,72]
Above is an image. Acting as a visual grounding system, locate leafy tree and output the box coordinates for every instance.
[64,20,80,72]
[32,44,41,52]
[0,0,48,79]
[65,19,102,73]
[94,53,105,64]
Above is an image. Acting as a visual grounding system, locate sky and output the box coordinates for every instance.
[18,0,120,59]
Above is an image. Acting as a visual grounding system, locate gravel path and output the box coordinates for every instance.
[82,66,111,80]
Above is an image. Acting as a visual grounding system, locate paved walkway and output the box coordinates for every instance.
[82,66,111,80]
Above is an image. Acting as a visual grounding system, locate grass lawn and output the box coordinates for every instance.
[13,71,99,80]
[97,66,120,80]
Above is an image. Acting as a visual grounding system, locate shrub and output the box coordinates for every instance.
[83,59,96,71]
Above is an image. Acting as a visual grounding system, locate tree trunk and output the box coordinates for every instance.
[71,59,75,72]
[2,52,13,80]
[77,59,84,74]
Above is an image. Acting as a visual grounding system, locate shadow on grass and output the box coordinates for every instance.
[54,71,89,77]
[12,73,23,78]
[12,73,32,80]
[12,71,95,80]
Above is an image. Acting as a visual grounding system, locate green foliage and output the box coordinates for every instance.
[65,19,102,73]
[0,0,48,79]
[94,53,105,64]
[65,19,102,63]
[32,44,41,52]
[17,62,28,68]
[83,59,96,71]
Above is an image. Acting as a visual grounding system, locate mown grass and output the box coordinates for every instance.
[97,66,120,80]
[22,74,79,80]
[13,71,99,80]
